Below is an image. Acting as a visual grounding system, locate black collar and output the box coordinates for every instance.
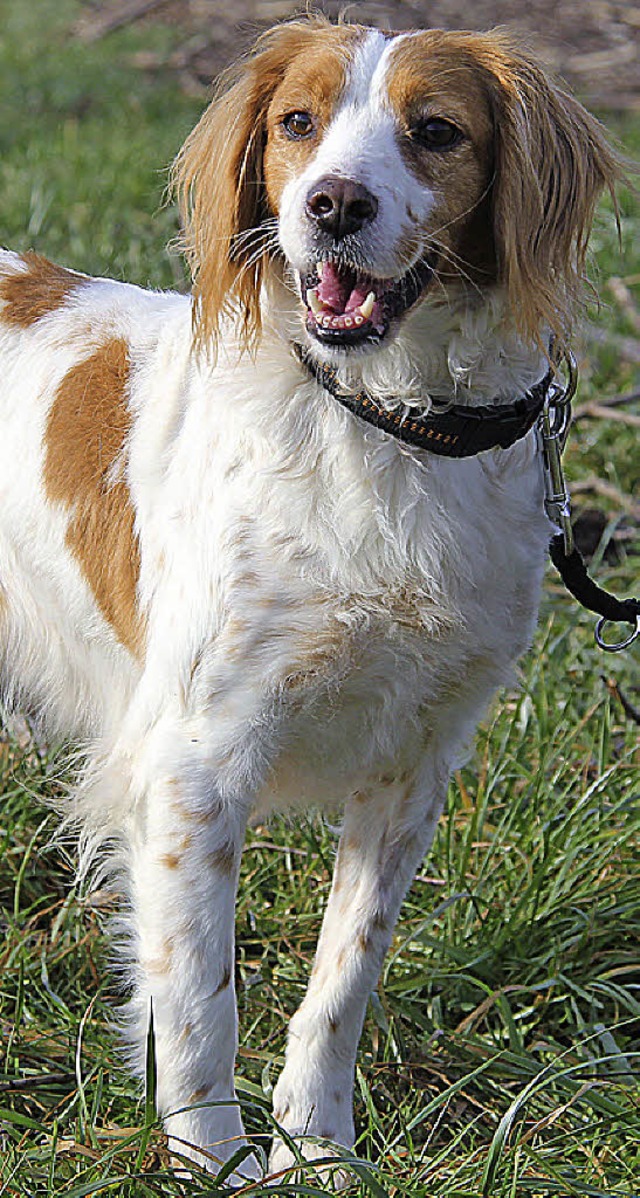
[294,343,553,458]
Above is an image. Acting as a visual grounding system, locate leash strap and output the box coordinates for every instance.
[538,351,640,653]
[550,535,640,651]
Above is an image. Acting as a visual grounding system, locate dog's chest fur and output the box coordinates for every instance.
[0,274,551,819]
[122,302,551,809]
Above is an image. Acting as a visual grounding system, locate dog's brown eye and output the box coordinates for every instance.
[282,111,315,140]
[413,118,462,150]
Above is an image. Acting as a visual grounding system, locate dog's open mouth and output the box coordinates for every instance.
[301,255,437,348]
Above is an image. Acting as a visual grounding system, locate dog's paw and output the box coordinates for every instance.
[268,1135,353,1191]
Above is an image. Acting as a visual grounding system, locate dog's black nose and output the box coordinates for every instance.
[305,175,378,240]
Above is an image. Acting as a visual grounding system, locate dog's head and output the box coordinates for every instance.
[173,18,622,359]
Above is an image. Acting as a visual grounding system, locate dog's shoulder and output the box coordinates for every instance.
[0,248,190,352]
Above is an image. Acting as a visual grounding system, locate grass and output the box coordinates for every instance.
[0,2,639,1194]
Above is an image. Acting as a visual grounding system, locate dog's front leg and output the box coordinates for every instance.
[126,755,260,1181]
[269,763,446,1175]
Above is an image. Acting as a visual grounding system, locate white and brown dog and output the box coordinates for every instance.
[0,16,622,1182]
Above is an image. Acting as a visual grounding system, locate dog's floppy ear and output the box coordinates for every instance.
[172,21,318,355]
[481,36,625,346]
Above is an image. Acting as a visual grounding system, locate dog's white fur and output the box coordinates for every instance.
[0,19,620,1182]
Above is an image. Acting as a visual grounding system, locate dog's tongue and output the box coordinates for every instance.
[317,260,372,315]
[316,261,350,313]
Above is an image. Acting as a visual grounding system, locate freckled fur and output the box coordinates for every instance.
[0,14,624,1187]
[213,963,233,995]
[207,841,237,875]
[160,851,182,870]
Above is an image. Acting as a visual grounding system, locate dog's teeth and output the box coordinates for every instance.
[354,314,364,326]
[359,292,375,320]
[344,316,353,328]
[306,289,322,315]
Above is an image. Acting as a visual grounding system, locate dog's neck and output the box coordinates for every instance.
[267,273,546,413]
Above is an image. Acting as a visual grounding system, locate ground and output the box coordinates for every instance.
[77,0,640,110]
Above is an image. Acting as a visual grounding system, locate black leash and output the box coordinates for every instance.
[550,536,640,651]
[535,350,640,652]
[295,341,640,653]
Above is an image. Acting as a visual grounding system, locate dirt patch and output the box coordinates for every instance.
[77,0,640,110]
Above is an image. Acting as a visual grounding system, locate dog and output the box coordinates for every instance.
[0,15,622,1183]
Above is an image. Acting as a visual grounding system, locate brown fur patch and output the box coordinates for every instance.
[0,252,85,328]
[160,851,182,871]
[263,28,361,210]
[386,34,498,287]
[44,339,142,654]
[172,17,362,352]
[387,29,624,342]
[357,931,371,954]
[208,840,237,875]
[189,1087,209,1104]
[213,963,233,996]
[170,791,224,825]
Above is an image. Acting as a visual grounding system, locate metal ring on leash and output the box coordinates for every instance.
[595,614,640,653]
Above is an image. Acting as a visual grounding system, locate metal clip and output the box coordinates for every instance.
[537,349,577,556]
[595,614,640,653]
